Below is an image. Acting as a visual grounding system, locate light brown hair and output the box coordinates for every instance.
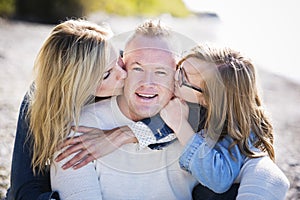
[179,44,275,161]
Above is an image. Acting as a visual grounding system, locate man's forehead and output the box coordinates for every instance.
[125,49,175,68]
[125,47,173,56]
[126,35,172,52]
[124,35,176,68]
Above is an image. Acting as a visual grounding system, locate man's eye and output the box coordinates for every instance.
[155,70,167,76]
[132,67,144,72]
[103,70,111,80]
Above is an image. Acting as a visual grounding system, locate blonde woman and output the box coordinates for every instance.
[160,44,289,200]
[7,19,136,200]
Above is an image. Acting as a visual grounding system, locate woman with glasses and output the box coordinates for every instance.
[160,44,289,199]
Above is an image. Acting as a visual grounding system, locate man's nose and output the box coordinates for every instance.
[143,72,155,84]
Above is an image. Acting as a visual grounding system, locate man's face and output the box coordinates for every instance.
[118,35,176,121]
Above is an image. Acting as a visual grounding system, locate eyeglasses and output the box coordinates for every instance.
[178,65,203,93]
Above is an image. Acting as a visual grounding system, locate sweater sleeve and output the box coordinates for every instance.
[50,143,102,200]
[235,156,290,200]
[50,104,105,200]
[179,131,245,193]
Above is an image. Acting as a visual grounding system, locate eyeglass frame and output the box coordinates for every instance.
[177,64,204,93]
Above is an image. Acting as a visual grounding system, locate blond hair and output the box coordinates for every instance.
[134,19,170,36]
[124,19,172,50]
[179,44,275,161]
[28,19,113,174]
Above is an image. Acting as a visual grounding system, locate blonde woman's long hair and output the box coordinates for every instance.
[28,19,113,174]
[180,44,275,161]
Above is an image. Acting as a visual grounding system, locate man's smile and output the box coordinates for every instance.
[136,92,158,99]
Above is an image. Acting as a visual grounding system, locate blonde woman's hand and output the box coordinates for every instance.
[55,126,137,169]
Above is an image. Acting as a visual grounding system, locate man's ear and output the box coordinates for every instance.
[118,50,125,70]
[117,56,124,69]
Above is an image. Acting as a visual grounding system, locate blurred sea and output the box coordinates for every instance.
[182,0,300,84]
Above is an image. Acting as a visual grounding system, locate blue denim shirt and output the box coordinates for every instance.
[179,130,258,193]
[6,94,59,200]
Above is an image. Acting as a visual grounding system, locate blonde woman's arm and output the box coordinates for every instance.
[55,126,137,169]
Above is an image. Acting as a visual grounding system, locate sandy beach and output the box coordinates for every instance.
[0,15,300,199]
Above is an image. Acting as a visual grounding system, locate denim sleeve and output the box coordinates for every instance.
[179,131,246,193]
[6,94,60,200]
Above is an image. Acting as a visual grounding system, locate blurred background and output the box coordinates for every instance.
[0,0,299,199]
[0,0,190,23]
[1,0,299,83]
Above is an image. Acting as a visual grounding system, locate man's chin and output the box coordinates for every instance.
[135,108,161,119]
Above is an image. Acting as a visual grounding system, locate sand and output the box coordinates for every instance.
[0,14,299,199]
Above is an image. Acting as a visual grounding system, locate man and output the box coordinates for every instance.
[50,19,198,199]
